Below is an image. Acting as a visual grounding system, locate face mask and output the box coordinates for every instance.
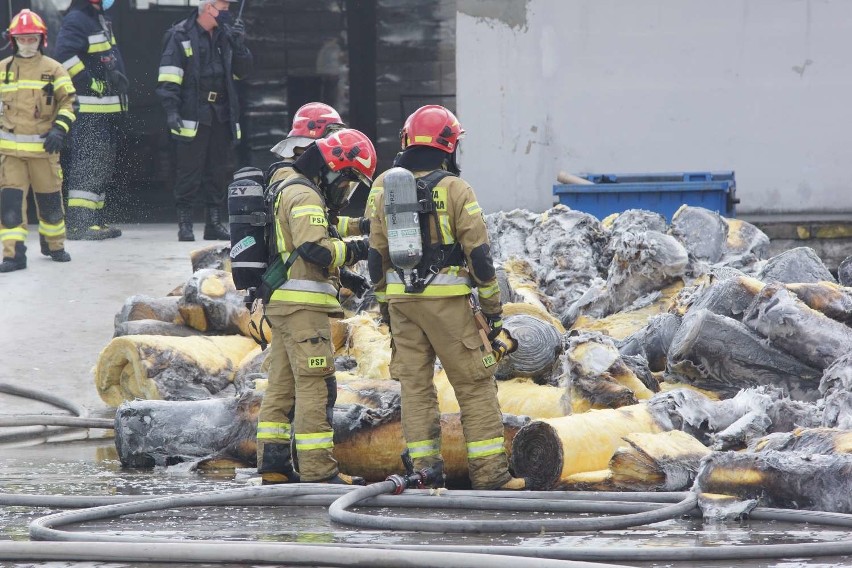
[102,0,114,10]
[215,9,232,27]
[15,40,39,58]
[322,170,357,210]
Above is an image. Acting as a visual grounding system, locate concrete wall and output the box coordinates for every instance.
[457,0,852,215]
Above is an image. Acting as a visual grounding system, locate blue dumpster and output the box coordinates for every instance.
[552,171,738,221]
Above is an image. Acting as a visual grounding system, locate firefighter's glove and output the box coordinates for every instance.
[490,329,518,364]
[345,238,369,264]
[42,125,66,154]
[90,78,107,96]
[226,20,246,50]
[340,268,370,298]
[166,112,182,134]
[359,218,370,235]
[379,302,391,326]
[107,68,129,96]
[484,313,504,341]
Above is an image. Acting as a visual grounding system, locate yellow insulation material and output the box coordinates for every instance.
[94,335,258,407]
[339,314,391,379]
[571,281,684,340]
[503,302,565,333]
[609,430,710,490]
[503,258,553,312]
[434,370,570,418]
[542,404,662,479]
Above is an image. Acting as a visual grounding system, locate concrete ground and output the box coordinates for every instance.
[0,223,221,418]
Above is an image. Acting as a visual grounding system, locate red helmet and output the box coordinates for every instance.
[289,102,343,139]
[316,128,377,186]
[401,105,464,153]
[8,9,48,48]
[271,102,344,159]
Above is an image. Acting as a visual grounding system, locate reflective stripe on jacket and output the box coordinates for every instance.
[155,11,253,143]
[265,175,347,316]
[0,54,77,158]
[53,5,125,111]
[368,169,501,313]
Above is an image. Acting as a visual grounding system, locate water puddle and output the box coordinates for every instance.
[0,437,849,568]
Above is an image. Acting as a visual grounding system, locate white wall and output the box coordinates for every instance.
[457,0,852,215]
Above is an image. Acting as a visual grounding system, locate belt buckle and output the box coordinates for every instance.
[207,91,218,103]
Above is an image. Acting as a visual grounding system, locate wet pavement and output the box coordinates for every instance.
[0,226,850,567]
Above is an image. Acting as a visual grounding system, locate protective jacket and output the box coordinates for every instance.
[268,162,364,239]
[0,54,77,158]
[156,12,253,143]
[265,174,352,317]
[368,169,502,315]
[53,4,125,114]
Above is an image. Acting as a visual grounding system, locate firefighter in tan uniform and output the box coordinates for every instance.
[0,10,76,273]
[267,102,369,241]
[367,105,525,490]
[255,128,375,485]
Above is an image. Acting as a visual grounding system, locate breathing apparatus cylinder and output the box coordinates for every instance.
[383,167,423,289]
[228,167,269,292]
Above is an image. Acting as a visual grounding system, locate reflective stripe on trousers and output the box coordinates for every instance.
[295,431,334,451]
[257,421,292,441]
[467,437,505,459]
[406,438,440,459]
[67,190,105,210]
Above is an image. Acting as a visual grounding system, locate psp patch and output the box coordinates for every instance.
[309,215,327,226]
[308,356,328,369]
[482,353,497,368]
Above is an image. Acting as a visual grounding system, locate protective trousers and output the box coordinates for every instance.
[256,308,339,482]
[173,120,233,211]
[0,154,64,258]
[63,112,121,229]
[389,295,512,490]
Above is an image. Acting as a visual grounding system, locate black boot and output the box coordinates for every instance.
[98,224,122,239]
[40,236,71,262]
[49,249,71,262]
[0,242,26,273]
[66,207,110,241]
[257,442,300,485]
[177,208,195,242]
[203,207,230,241]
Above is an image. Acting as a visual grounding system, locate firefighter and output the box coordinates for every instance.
[0,9,77,273]
[54,0,127,241]
[267,102,368,239]
[156,0,253,242]
[255,128,375,485]
[367,105,526,490]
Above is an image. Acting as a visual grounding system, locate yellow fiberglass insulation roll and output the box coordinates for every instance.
[95,334,258,407]
[510,403,663,489]
[434,369,570,419]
